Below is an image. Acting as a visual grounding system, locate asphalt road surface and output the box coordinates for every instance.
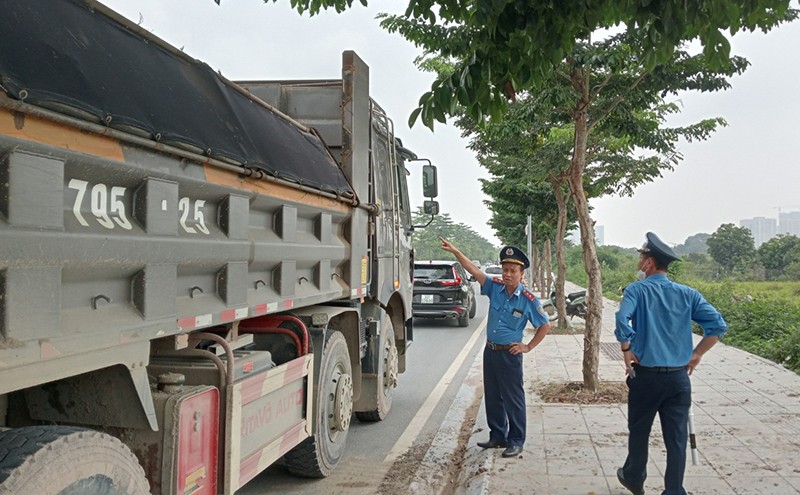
[238,282,488,495]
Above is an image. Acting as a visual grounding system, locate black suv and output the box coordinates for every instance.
[412,261,476,327]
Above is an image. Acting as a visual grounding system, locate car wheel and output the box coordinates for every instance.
[457,312,469,327]
[468,296,477,319]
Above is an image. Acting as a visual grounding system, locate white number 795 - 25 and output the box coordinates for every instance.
[68,179,132,230]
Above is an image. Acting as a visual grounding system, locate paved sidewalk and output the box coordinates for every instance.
[445,283,800,495]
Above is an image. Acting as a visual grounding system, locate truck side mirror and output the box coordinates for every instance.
[423,200,439,216]
[422,164,438,198]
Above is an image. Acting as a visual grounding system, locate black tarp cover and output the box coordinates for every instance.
[0,0,353,196]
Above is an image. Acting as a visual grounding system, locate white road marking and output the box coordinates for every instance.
[384,317,487,463]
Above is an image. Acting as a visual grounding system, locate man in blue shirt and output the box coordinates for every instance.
[615,232,727,495]
[440,238,551,458]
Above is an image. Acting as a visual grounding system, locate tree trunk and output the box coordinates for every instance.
[568,91,603,392]
[551,178,569,329]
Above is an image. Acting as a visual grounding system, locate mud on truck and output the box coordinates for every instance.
[0,1,441,493]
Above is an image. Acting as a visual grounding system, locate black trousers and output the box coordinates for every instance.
[483,346,526,447]
[622,366,691,495]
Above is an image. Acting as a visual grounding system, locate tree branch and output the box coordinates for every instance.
[589,73,613,100]
[588,71,648,132]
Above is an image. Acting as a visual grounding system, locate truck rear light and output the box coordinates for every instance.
[171,387,220,495]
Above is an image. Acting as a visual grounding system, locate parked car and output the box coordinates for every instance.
[413,260,476,327]
[484,264,503,276]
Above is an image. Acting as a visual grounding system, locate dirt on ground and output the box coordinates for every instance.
[378,443,430,494]
[546,322,585,335]
[536,380,628,404]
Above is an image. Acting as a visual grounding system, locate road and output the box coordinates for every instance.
[238,283,488,494]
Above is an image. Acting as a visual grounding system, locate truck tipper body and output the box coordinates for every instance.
[0,1,434,493]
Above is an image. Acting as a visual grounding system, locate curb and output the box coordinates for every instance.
[408,346,487,495]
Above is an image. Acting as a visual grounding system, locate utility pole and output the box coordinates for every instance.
[526,215,533,288]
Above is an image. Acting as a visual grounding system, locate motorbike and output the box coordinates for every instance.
[540,289,587,321]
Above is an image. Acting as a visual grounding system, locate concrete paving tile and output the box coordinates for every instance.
[589,432,628,449]
[548,475,611,493]
[734,433,791,448]
[594,445,628,476]
[543,415,591,435]
[681,475,736,494]
[696,405,758,425]
[728,476,800,494]
[758,414,800,435]
[543,433,596,459]
[786,477,800,492]
[693,428,744,448]
[547,456,605,476]
[723,422,784,436]
[699,445,781,478]
[747,446,800,475]
[492,450,547,474]
[486,476,549,495]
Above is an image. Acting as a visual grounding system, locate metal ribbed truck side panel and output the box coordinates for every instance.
[0,111,357,383]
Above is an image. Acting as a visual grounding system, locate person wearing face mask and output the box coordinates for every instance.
[615,232,728,495]
[440,238,551,458]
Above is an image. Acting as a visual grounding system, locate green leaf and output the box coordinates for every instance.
[408,107,423,127]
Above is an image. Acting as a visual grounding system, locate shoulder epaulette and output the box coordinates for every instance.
[522,289,536,301]
[491,277,505,284]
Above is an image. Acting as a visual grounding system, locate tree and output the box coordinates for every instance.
[758,234,800,280]
[411,208,496,262]
[409,33,743,389]
[266,0,796,391]
[707,223,757,274]
[675,233,711,255]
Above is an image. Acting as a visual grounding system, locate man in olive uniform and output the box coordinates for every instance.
[440,239,551,458]
[615,232,728,495]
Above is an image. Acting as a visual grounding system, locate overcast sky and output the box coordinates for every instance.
[103,0,800,249]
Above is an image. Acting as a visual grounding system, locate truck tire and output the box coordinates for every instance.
[355,314,397,422]
[285,331,352,478]
[0,426,149,495]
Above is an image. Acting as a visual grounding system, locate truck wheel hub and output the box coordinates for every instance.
[332,372,353,432]
[385,345,399,390]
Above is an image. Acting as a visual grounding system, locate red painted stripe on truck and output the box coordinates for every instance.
[178,317,196,330]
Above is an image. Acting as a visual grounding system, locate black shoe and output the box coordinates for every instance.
[476,439,507,449]
[616,468,644,495]
[501,445,523,458]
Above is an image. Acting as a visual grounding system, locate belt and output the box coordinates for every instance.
[633,364,687,372]
[486,342,513,351]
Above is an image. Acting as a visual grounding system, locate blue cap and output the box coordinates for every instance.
[638,232,680,265]
[499,245,529,269]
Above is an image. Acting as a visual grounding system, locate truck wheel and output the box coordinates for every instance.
[0,426,149,495]
[468,297,477,319]
[355,314,397,422]
[284,331,352,478]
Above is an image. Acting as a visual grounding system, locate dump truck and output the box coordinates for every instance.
[0,1,440,493]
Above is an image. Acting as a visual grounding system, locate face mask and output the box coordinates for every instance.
[636,257,649,281]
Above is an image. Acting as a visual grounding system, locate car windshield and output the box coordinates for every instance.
[414,266,454,280]
[485,265,502,275]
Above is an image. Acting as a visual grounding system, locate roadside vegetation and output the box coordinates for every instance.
[563,230,800,374]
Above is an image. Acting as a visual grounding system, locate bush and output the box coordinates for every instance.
[692,281,800,374]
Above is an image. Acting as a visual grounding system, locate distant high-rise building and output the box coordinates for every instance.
[567,225,604,245]
[779,211,800,237]
[740,217,777,247]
